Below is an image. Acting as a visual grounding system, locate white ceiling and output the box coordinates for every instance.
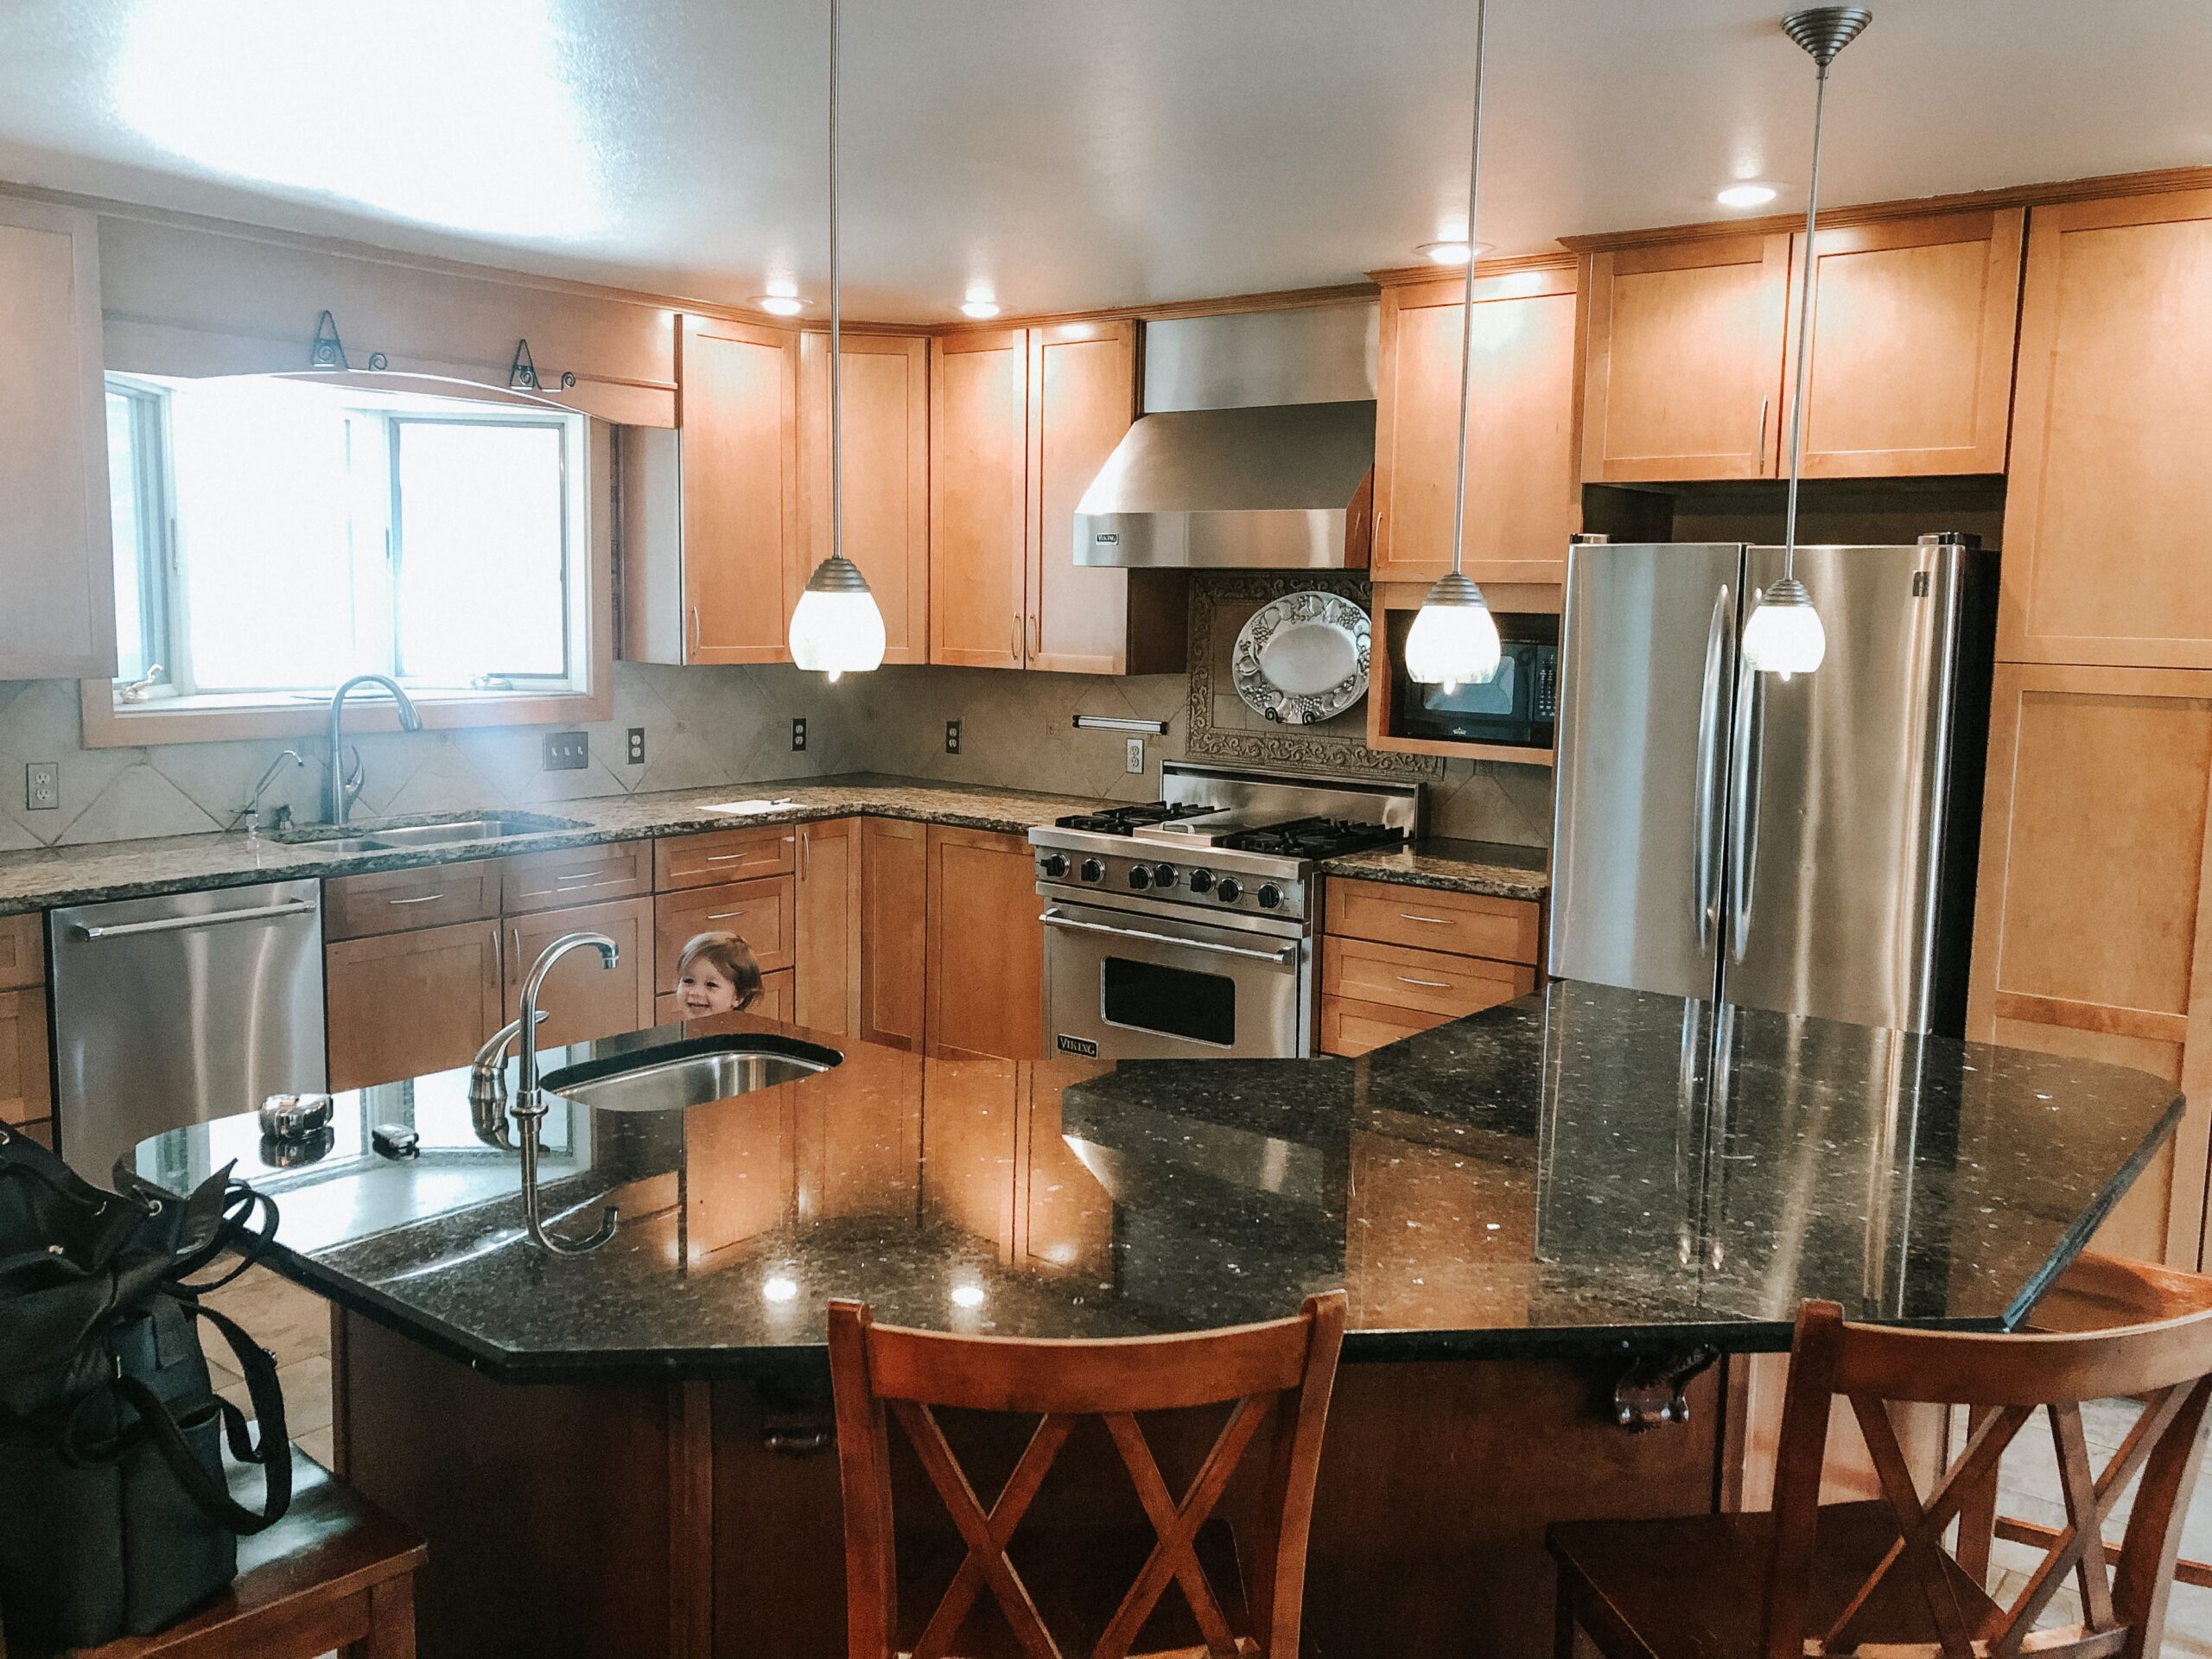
[0,0,2204,323]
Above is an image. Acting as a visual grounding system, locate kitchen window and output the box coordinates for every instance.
[100,372,594,723]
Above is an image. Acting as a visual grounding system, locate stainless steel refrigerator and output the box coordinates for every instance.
[1548,534,1998,1036]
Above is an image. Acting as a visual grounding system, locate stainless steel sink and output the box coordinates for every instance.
[359,817,556,849]
[540,1034,842,1113]
[273,812,584,852]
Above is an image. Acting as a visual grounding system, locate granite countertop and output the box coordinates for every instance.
[0,773,1545,917]
[1320,836,1548,900]
[129,982,2179,1381]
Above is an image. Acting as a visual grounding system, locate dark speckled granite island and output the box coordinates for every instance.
[135,982,2181,1659]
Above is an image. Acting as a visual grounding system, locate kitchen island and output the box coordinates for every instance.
[134,982,2182,1659]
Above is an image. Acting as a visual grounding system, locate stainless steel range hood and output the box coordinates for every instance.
[1075,302,1378,569]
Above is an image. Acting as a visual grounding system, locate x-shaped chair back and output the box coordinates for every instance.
[827,1292,1346,1659]
[1761,1276,2212,1659]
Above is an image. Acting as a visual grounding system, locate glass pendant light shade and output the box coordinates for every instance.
[1739,575,1827,680]
[1403,571,1503,692]
[788,553,885,682]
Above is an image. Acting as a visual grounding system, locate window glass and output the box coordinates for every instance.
[105,391,151,683]
[394,421,566,682]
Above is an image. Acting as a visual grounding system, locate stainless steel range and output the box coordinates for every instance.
[1031,761,1420,1060]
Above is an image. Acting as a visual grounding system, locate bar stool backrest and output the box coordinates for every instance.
[827,1291,1346,1659]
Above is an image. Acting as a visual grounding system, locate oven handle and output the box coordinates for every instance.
[1039,909,1299,965]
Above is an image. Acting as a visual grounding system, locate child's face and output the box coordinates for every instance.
[676,960,740,1017]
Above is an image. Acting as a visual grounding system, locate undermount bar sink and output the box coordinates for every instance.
[540,1033,843,1113]
[273,811,584,851]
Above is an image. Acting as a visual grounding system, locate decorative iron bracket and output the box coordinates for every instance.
[509,339,576,393]
[308,310,386,372]
[1613,1344,1719,1432]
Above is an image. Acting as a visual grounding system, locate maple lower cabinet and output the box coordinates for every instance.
[326,918,505,1091]
[1373,264,1580,586]
[1998,189,2212,668]
[1967,664,2212,1268]
[676,315,799,663]
[794,817,862,1038]
[923,825,1044,1062]
[504,896,657,1051]
[0,914,50,1142]
[798,332,929,663]
[1319,878,1546,1058]
[1580,232,1790,483]
[929,330,1028,668]
[0,197,113,681]
[859,817,929,1052]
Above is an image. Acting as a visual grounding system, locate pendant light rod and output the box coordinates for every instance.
[1446,0,1490,580]
[829,0,842,569]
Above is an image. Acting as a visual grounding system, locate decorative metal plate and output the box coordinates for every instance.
[1231,590,1370,725]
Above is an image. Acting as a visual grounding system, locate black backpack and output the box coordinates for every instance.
[0,1122,292,1648]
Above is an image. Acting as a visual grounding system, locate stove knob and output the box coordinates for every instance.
[1215,877,1243,904]
[1152,863,1178,889]
[1128,866,1152,890]
[1039,853,1069,879]
[1079,858,1104,883]
[1186,868,1215,893]
[1257,883,1284,910]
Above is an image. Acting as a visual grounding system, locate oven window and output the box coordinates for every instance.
[1102,958,1237,1046]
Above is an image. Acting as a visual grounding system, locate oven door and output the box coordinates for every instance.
[1039,899,1308,1060]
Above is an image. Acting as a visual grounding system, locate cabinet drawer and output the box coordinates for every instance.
[1319,994,1452,1058]
[325,860,501,941]
[0,913,44,990]
[1325,876,1542,964]
[503,840,652,913]
[0,986,52,1126]
[1321,935,1535,1020]
[654,876,796,988]
[656,825,798,892]
[654,968,793,1028]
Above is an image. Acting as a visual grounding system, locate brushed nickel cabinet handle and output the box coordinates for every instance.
[704,852,752,863]
[1398,912,1452,925]
[1396,976,1451,989]
[689,606,702,658]
[1011,611,1021,662]
[705,910,749,923]
[1757,394,1770,461]
[1031,611,1041,652]
[387,893,444,907]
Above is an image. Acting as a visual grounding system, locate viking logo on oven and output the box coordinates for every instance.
[1055,1034,1099,1058]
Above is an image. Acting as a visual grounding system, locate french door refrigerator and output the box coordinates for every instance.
[1548,535,1998,1036]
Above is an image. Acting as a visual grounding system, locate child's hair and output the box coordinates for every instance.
[675,931,764,1010]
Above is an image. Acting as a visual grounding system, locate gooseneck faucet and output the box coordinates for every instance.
[509,931,622,1255]
[324,673,423,824]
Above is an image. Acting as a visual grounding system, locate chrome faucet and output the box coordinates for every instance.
[323,674,423,824]
[466,1008,548,1148]
[509,931,621,1255]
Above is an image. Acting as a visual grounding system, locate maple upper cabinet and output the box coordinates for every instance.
[923,824,1044,1062]
[671,315,799,663]
[1999,189,2212,668]
[1967,664,2212,1268]
[1781,208,2023,478]
[0,198,114,680]
[1580,232,1789,482]
[929,329,1028,668]
[797,331,929,663]
[1372,264,1580,586]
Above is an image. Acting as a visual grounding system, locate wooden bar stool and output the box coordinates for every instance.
[1548,1255,2212,1659]
[10,1456,425,1659]
[827,1291,1345,1659]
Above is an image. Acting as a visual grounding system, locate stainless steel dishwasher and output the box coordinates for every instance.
[48,880,327,1180]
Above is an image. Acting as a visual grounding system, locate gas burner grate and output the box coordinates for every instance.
[1052,802,1217,836]
[1216,817,1408,860]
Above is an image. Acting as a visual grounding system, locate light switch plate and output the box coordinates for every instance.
[1125,737,1146,774]
[25,762,58,811]
[542,731,588,771]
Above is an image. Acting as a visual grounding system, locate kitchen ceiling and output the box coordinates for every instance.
[0,0,2202,322]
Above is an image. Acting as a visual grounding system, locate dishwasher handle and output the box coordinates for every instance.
[73,899,319,941]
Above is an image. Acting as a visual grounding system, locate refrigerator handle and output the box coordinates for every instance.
[1727,651,1764,961]
[1692,587,1732,951]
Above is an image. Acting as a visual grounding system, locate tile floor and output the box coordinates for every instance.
[203,1266,2212,1650]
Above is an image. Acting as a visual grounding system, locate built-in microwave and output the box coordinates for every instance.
[1391,613,1558,748]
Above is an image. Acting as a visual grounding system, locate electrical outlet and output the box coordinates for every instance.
[1125,737,1146,775]
[945,719,962,755]
[542,731,588,771]
[24,762,58,811]
[626,728,646,766]
[791,717,807,753]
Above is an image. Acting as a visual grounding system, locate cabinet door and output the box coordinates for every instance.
[505,895,656,1050]
[0,199,114,680]
[1580,233,1790,482]
[1999,190,2212,668]
[1783,209,2022,479]
[859,817,927,1052]
[928,330,1027,669]
[795,817,861,1037]
[1027,321,1143,672]
[798,332,930,664]
[655,876,795,985]
[326,919,505,1091]
[678,315,798,663]
[1967,664,2212,1267]
[1373,267,1580,586]
[924,825,1044,1062]
[0,987,52,1128]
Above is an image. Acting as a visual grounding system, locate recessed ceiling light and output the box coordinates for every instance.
[1416,238,1493,267]
[961,282,1001,320]
[756,296,804,316]
[1717,182,1780,208]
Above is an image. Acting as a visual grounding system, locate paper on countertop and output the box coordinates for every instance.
[697,798,798,816]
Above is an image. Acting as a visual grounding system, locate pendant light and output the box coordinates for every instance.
[788,0,887,682]
[1740,6,1870,681]
[1403,0,1503,695]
